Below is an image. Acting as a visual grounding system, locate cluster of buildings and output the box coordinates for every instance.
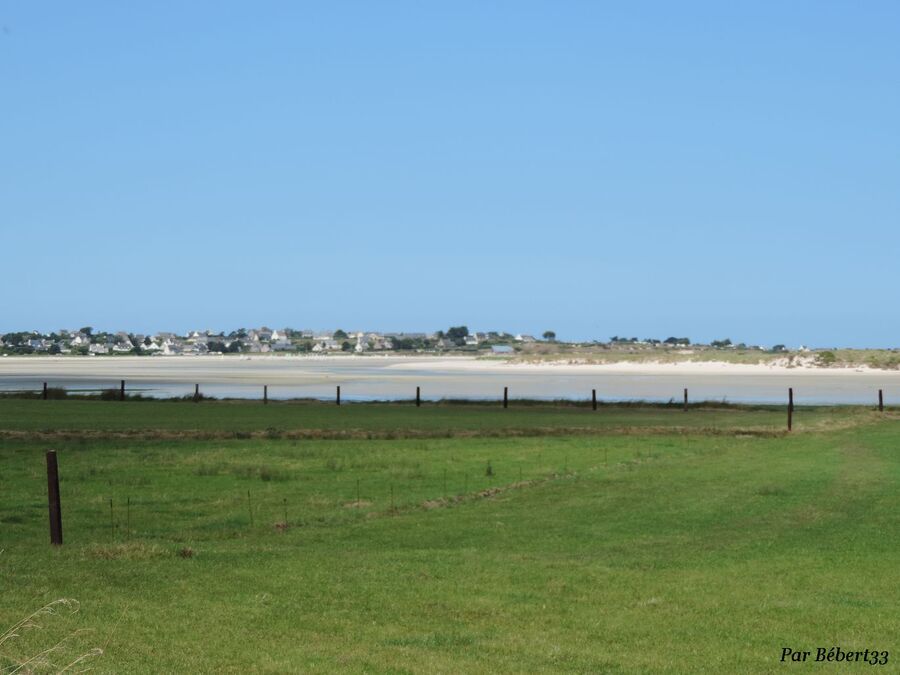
[0,327,534,356]
[0,328,826,357]
[0,330,195,356]
[311,331,518,353]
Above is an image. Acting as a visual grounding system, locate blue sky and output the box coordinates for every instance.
[2,2,898,347]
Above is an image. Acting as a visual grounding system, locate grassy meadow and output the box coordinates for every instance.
[1,399,897,672]
[0,397,867,435]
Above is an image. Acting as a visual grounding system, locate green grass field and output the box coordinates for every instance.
[1,400,897,672]
[0,398,874,436]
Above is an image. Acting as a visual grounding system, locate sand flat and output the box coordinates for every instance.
[0,354,897,403]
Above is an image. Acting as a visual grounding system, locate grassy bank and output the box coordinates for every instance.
[1,403,897,672]
[0,398,880,437]
[508,342,900,369]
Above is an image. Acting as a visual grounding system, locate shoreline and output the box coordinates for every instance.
[1,354,896,405]
[0,353,898,377]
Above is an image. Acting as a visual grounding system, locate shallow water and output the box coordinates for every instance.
[0,355,897,405]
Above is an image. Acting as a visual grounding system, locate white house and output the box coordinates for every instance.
[27,339,51,351]
[189,342,209,355]
[354,333,369,353]
[89,344,109,355]
[312,338,341,352]
[366,334,393,351]
[161,341,183,356]
[272,337,293,351]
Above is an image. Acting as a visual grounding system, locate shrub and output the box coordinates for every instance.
[816,351,837,367]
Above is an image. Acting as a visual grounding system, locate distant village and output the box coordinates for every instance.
[0,326,548,356]
[0,326,810,357]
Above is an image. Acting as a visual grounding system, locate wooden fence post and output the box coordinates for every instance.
[43,382,48,400]
[194,384,200,402]
[503,386,508,409]
[788,387,794,432]
[336,385,341,406]
[416,386,421,407]
[46,451,63,546]
[879,389,884,412]
[264,385,268,405]
[120,379,126,401]
[592,389,597,411]
[683,388,688,412]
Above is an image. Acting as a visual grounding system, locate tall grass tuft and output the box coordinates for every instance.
[0,599,103,673]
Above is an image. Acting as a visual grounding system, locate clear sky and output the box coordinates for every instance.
[2,2,898,347]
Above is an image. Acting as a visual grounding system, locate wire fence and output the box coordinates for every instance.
[29,458,600,546]
[0,381,893,409]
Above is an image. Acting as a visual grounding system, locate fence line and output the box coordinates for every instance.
[39,455,590,545]
[7,382,895,409]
